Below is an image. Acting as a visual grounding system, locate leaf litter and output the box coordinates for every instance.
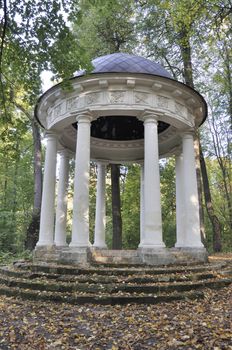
[0,284,231,349]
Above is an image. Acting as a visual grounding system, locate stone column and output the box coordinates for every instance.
[182,133,203,247]
[70,113,92,247]
[93,162,107,248]
[175,154,186,247]
[139,115,165,248]
[54,148,70,246]
[37,132,57,246]
[139,163,144,246]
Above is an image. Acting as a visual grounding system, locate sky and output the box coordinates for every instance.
[41,70,54,92]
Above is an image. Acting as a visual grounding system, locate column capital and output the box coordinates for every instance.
[96,160,108,167]
[139,110,159,124]
[45,131,57,141]
[175,153,183,160]
[58,147,72,159]
[76,111,93,123]
[182,130,195,140]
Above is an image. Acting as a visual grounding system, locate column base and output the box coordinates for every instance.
[138,242,166,249]
[33,246,208,266]
[36,241,54,247]
[54,242,68,247]
[34,245,59,263]
[138,247,169,265]
[60,247,91,265]
[93,243,107,249]
[69,241,91,248]
[171,247,208,263]
[138,247,208,265]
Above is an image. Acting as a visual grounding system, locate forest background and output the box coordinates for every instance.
[0,0,231,262]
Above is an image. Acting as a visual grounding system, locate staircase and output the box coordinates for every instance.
[0,261,231,305]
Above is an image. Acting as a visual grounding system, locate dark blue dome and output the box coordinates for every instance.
[75,53,172,78]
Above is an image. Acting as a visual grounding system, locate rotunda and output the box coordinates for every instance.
[34,53,208,265]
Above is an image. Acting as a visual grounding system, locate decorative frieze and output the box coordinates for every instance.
[87,93,99,105]
[175,102,185,117]
[110,91,125,103]
[47,102,66,128]
[54,103,62,117]
[157,96,169,109]
[66,97,78,111]
[187,111,194,126]
[47,108,53,121]
[135,92,149,104]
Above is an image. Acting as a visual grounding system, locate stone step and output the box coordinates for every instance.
[0,270,231,295]
[0,284,205,305]
[0,261,231,304]
[11,262,226,276]
[0,266,218,284]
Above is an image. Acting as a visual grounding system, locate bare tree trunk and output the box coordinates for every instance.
[25,118,42,250]
[200,146,222,252]
[194,135,206,243]
[111,164,122,249]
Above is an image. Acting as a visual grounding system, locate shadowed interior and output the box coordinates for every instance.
[73,116,170,141]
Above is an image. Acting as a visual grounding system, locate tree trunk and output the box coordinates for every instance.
[25,118,42,250]
[194,135,206,243]
[111,164,122,249]
[200,146,222,252]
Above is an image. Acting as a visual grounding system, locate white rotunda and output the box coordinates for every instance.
[34,53,208,265]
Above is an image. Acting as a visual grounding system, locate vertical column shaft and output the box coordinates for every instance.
[140,163,144,246]
[141,116,165,248]
[175,154,186,247]
[70,114,92,247]
[182,133,203,247]
[54,149,70,246]
[94,162,107,248]
[37,132,57,246]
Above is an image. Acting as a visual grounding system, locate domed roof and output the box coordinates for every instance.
[75,53,172,78]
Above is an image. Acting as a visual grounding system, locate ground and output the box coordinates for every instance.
[0,254,231,350]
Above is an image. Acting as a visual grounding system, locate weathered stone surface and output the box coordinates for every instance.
[0,260,231,305]
[33,246,208,266]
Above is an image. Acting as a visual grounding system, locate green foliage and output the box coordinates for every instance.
[0,110,34,253]
[0,250,33,265]
[204,159,232,252]
[0,0,92,255]
[121,164,140,249]
[72,0,137,58]
[160,158,176,247]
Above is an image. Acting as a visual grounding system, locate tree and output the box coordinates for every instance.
[0,108,34,253]
[0,0,90,251]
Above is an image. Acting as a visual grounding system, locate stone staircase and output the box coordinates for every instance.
[0,261,231,305]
